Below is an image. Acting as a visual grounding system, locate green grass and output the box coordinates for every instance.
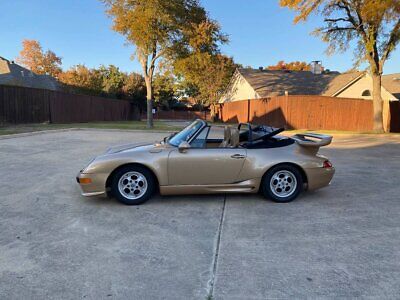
[0,121,185,136]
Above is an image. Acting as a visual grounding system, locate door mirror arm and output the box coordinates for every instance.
[178,141,191,153]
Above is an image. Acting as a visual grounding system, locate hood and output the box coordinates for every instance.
[106,142,153,154]
[105,141,171,154]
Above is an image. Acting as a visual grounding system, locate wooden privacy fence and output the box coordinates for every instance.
[218,95,400,132]
[0,85,139,124]
[141,110,211,121]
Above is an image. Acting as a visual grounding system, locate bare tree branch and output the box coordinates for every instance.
[324,17,351,23]
[325,27,355,33]
[380,19,400,66]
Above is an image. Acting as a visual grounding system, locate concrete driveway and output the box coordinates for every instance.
[1,129,400,299]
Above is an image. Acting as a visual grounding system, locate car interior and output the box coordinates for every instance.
[191,123,295,149]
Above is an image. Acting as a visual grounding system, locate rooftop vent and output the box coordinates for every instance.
[310,60,322,75]
[21,71,24,77]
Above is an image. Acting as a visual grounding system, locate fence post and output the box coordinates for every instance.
[48,90,52,124]
[247,99,251,123]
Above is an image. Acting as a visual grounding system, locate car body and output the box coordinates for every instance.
[77,119,335,204]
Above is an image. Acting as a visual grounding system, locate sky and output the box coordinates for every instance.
[1,0,399,74]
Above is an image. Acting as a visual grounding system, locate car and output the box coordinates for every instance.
[76,119,335,205]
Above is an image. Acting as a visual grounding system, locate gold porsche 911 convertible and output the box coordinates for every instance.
[77,119,335,205]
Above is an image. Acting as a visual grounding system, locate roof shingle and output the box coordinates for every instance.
[0,56,59,91]
[238,68,364,98]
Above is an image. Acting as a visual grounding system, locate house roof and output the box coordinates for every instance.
[382,73,400,99]
[321,71,365,96]
[237,68,400,100]
[0,56,59,91]
[237,68,364,98]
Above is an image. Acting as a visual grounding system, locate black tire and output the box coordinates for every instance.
[261,164,303,203]
[111,165,155,205]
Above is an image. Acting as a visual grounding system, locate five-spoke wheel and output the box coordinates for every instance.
[111,166,155,205]
[118,171,148,200]
[262,164,303,203]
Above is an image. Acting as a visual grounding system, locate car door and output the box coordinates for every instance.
[168,147,247,185]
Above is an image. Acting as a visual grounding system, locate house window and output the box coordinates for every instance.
[362,90,371,97]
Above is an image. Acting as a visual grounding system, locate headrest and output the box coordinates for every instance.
[230,128,240,147]
[224,126,231,141]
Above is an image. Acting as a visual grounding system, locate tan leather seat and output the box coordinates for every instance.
[229,128,240,148]
[219,126,231,148]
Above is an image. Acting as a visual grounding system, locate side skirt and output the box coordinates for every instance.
[159,178,261,195]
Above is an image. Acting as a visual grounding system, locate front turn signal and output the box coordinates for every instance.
[79,178,92,184]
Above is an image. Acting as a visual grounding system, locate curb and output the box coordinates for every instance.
[0,128,81,140]
[0,128,175,140]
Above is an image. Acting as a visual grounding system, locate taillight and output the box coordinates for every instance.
[323,160,333,168]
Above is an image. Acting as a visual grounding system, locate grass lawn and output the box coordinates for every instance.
[0,121,186,136]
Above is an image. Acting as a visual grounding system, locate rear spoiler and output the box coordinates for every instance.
[291,133,332,154]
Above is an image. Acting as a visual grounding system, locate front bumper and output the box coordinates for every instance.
[305,167,335,191]
[76,171,108,197]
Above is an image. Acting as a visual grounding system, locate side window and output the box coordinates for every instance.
[190,126,210,148]
[207,126,224,140]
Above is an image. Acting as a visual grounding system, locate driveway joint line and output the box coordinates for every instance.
[206,193,226,299]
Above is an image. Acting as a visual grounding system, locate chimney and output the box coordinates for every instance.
[310,61,322,75]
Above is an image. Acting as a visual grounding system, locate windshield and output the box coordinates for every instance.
[168,120,204,147]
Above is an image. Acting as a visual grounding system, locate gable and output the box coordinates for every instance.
[219,70,259,102]
[382,74,400,100]
[335,74,398,101]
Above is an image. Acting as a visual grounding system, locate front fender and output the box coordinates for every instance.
[83,148,171,186]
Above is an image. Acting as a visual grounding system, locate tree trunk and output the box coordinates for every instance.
[145,77,154,129]
[371,73,384,133]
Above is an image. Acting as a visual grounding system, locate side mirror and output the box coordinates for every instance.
[164,132,177,143]
[178,141,191,153]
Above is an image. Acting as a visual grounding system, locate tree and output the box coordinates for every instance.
[173,20,236,111]
[267,60,311,71]
[122,72,147,102]
[59,64,146,101]
[16,39,62,78]
[280,0,400,132]
[153,69,177,110]
[102,0,208,128]
[175,53,236,107]
[98,65,126,96]
[59,65,103,95]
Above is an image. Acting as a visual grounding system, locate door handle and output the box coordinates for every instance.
[231,154,245,159]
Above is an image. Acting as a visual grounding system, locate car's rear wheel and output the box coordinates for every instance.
[261,164,303,203]
[111,166,155,205]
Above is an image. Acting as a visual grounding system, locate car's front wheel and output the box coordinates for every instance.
[111,166,155,205]
[261,164,303,203]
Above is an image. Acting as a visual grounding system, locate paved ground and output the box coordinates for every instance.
[1,129,400,299]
